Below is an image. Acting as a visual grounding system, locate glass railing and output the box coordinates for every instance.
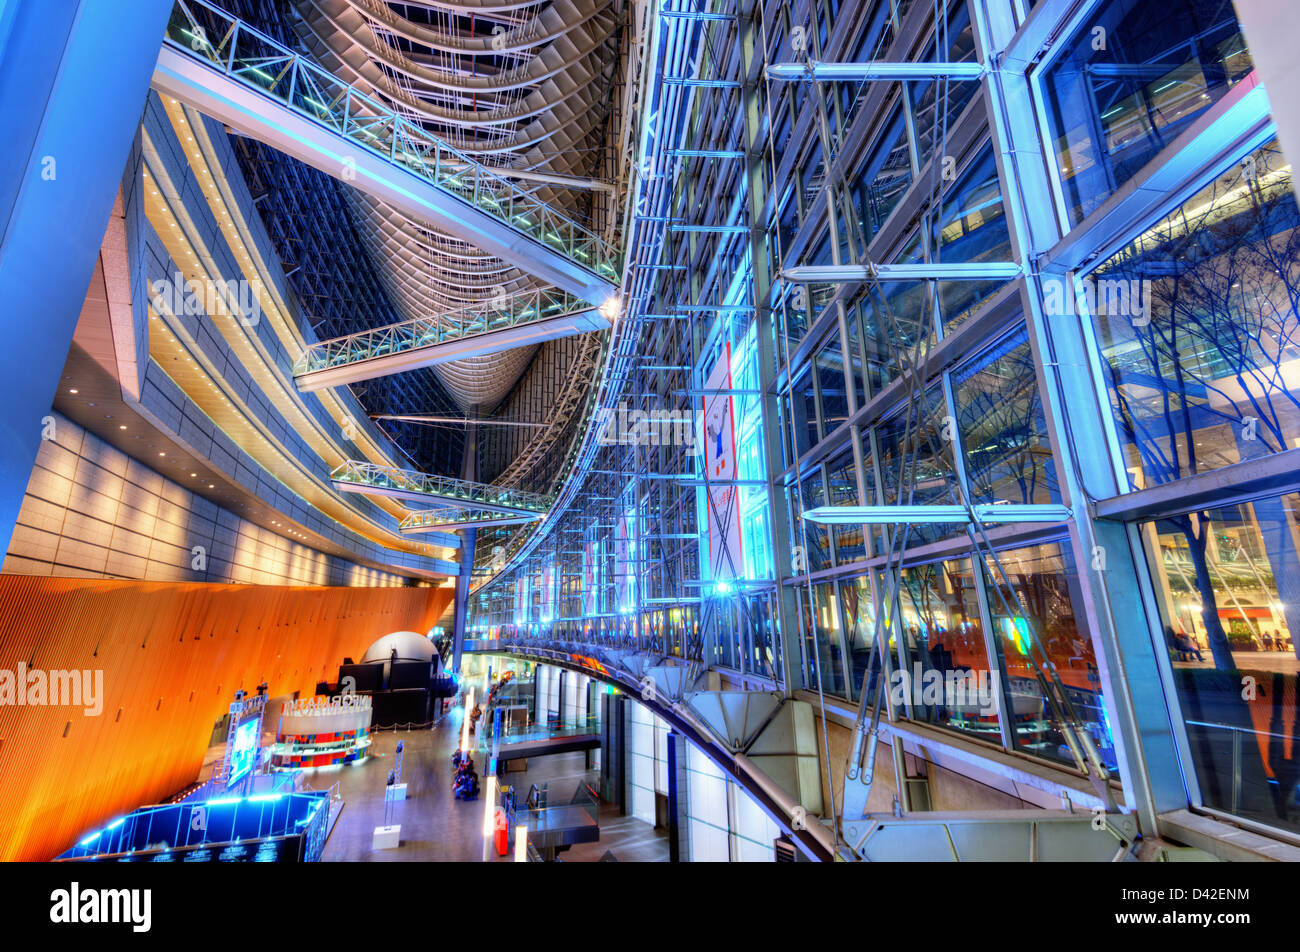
[508,779,600,849]
[163,0,619,281]
[294,288,598,378]
[330,460,553,514]
[478,713,600,751]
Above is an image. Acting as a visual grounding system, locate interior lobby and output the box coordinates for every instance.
[3,0,1300,886]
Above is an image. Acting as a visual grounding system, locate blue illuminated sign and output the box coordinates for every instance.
[227,719,259,784]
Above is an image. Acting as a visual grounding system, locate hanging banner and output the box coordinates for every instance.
[700,340,744,582]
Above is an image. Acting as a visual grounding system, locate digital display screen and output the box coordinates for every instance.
[227,719,259,784]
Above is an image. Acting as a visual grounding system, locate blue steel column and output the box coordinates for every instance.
[0,0,173,558]
[451,528,475,676]
[739,9,803,692]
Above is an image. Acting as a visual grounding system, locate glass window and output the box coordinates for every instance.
[843,296,869,409]
[795,474,831,574]
[874,387,955,548]
[911,3,979,160]
[849,105,913,251]
[801,581,847,697]
[815,330,850,435]
[1086,139,1300,490]
[953,328,1060,505]
[1139,490,1300,835]
[893,558,1000,743]
[841,573,879,704]
[983,541,1118,772]
[827,445,866,564]
[1042,0,1253,225]
[933,144,1013,332]
[790,362,819,459]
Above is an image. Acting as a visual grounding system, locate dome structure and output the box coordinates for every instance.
[360,630,440,664]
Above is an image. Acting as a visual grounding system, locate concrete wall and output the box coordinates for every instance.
[5,412,413,587]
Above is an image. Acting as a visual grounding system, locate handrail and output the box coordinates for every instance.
[163,0,619,280]
[330,460,553,514]
[294,287,600,377]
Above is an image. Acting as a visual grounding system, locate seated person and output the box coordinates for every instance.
[1173,630,1204,662]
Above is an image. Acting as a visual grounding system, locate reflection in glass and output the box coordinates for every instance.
[827,446,866,565]
[911,2,979,160]
[1141,491,1300,835]
[874,388,956,549]
[842,574,879,704]
[983,542,1118,771]
[954,328,1060,505]
[894,558,1000,742]
[801,581,847,697]
[1043,0,1252,225]
[1088,140,1300,489]
[933,145,1012,332]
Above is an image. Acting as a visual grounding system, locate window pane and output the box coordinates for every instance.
[875,387,955,548]
[850,105,913,249]
[911,3,979,160]
[796,473,831,574]
[842,573,879,704]
[954,328,1060,505]
[790,362,819,459]
[1139,491,1300,835]
[1087,139,1300,489]
[827,445,866,564]
[802,581,847,697]
[1043,0,1253,225]
[984,541,1119,772]
[894,558,1000,743]
[933,145,1013,333]
[815,330,850,435]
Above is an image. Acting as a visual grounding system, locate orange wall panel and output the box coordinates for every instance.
[0,576,453,860]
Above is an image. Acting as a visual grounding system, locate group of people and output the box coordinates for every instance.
[1166,624,1294,662]
[451,749,480,800]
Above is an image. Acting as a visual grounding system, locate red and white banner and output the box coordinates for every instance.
[615,510,635,612]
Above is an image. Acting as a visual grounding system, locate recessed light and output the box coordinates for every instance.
[119,425,127,430]
[68,389,78,394]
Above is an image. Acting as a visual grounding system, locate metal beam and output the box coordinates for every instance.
[372,414,549,429]
[783,262,1023,282]
[293,289,607,392]
[400,510,543,533]
[766,61,986,82]
[330,460,552,517]
[153,0,619,303]
[802,504,1072,525]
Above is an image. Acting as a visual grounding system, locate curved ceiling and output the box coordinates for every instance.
[290,0,622,412]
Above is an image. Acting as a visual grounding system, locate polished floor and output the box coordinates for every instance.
[313,706,667,861]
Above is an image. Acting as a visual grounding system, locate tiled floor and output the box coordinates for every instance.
[315,707,667,862]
